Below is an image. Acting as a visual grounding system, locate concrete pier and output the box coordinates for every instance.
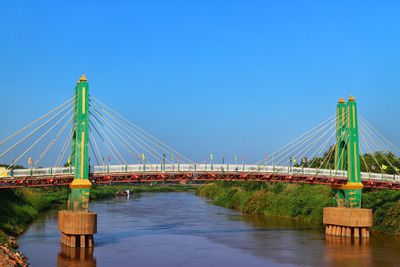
[58,211,97,247]
[323,207,372,238]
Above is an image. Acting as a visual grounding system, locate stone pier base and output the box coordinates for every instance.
[60,233,94,248]
[323,207,372,238]
[58,211,97,248]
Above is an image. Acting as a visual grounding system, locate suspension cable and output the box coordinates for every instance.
[307,127,338,168]
[7,108,74,170]
[55,124,75,167]
[89,128,105,166]
[359,128,384,174]
[91,99,177,162]
[0,97,74,146]
[98,113,164,163]
[360,116,400,156]
[360,118,400,169]
[264,116,337,165]
[94,106,171,163]
[95,113,142,164]
[34,116,73,168]
[0,101,75,159]
[91,97,193,163]
[273,119,338,166]
[255,114,337,165]
[294,122,338,165]
[360,124,399,174]
[90,119,125,165]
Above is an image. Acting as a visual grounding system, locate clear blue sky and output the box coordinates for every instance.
[0,1,399,164]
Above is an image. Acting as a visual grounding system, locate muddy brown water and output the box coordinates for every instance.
[18,192,400,267]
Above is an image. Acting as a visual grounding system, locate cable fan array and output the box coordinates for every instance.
[87,96,192,166]
[358,116,400,175]
[255,113,400,176]
[0,97,75,170]
[0,96,192,171]
[256,114,341,171]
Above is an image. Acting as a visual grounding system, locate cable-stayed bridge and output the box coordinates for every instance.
[2,75,399,245]
[0,77,399,191]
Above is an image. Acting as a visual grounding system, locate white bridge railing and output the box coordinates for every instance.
[2,164,399,182]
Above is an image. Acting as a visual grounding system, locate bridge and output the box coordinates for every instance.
[1,75,399,246]
[1,164,399,190]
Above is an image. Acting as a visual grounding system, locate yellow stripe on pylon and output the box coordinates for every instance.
[80,132,85,179]
[82,87,86,114]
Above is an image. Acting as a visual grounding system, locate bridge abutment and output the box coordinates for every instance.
[323,207,372,238]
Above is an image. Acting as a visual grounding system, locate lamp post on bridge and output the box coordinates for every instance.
[177,157,181,171]
[289,156,296,173]
[210,153,214,171]
[106,155,111,173]
[28,157,33,176]
[162,153,166,172]
[141,153,146,171]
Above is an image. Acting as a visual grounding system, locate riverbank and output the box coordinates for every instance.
[0,184,195,266]
[196,181,400,236]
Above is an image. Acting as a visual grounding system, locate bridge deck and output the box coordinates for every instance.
[1,164,399,190]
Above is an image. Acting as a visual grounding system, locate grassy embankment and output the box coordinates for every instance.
[0,184,195,243]
[196,181,400,236]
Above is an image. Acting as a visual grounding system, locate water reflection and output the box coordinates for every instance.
[57,245,96,267]
[323,236,371,267]
[238,213,327,266]
[239,211,400,267]
[242,213,315,229]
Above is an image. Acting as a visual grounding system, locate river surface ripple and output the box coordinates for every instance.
[18,192,400,267]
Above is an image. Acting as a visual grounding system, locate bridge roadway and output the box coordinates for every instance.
[0,164,399,190]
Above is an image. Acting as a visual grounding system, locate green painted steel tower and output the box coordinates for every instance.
[68,75,92,211]
[334,96,363,208]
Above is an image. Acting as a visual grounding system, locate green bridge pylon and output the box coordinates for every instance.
[334,96,363,208]
[68,75,92,211]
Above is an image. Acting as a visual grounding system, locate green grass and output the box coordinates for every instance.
[197,181,333,224]
[0,188,68,235]
[197,182,400,235]
[362,189,400,236]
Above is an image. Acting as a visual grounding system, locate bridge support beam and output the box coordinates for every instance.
[58,75,97,247]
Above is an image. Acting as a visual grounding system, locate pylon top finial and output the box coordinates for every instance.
[339,97,345,103]
[79,74,87,82]
[348,95,355,102]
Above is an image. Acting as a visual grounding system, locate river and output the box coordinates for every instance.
[18,192,400,267]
